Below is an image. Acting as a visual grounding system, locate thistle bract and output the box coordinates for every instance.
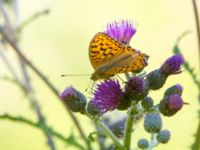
[146,69,167,90]
[141,96,154,110]
[164,84,183,97]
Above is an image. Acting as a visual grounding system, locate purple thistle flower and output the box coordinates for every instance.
[160,54,184,75]
[60,86,86,113]
[60,86,75,99]
[91,80,123,115]
[105,20,136,44]
[168,94,183,110]
[159,94,183,116]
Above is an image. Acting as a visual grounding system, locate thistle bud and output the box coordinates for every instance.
[137,138,149,149]
[141,97,154,110]
[144,113,162,133]
[125,76,149,101]
[164,84,183,97]
[156,129,171,144]
[87,100,101,116]
[146,70,167,90]
[160,54,184,75]
[159,94,183,116]
[60,86,86,113]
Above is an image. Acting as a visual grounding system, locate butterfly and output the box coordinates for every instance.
[89,32,149,81]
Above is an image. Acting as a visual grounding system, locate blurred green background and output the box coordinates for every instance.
[0,0,199,149]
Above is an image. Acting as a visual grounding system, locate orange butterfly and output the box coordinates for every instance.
[89,32,149,81]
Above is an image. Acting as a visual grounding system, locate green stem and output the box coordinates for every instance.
[147,133,158,150]
[192,120,200,150]
[192,0,200,71]
[123,104,137,150]
[0,114,85,150]
[95,118,123,150]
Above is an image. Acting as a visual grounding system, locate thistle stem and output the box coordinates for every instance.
[147,133,158,150]
[191,1,200,149]
[192,0,200,71]
[95,118,123,150]
[123,104,137,150]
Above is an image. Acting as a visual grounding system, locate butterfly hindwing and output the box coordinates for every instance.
[89,32,149,80]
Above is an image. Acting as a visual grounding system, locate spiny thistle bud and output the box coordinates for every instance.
[125,76,149,101]
[105,20,136,44]
[90,80,124,115]
[87,100,101,116]
[160,54,184,75]
[117,93,131,110]
[137,138,149,149]
[146,69,167,90]
[159,94,183,116]
[141,97,154,110]
[156,129,171,144]
[60,86,86,113]
[164,84,183,97]
[144,113,162,133]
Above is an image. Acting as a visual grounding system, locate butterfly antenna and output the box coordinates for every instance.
[61,74,90,77]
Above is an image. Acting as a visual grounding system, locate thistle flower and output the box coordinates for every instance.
[105,20,136,44]
[144,113,162,133]
[125,76,149,101]
[159,94,183,116]
[160,54,184,75]
[60,86,86,113]
[164,84,183,97]
[89,80,123,115]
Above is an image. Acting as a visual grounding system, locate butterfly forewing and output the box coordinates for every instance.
[89,32,125,69]
[89,32,149,80]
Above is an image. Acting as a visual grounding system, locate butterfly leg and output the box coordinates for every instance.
[116,74,125,82]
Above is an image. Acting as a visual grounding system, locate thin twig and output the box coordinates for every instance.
[0,114,85,150]
[192,0,200,71]
[0,2,91,149]
[0,47,20,81]
[19,58,56,150]
[17,9,50,33]
[0,27,91,150]
[0,1,56,149]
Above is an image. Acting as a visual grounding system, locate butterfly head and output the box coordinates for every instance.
[143,53,149,66]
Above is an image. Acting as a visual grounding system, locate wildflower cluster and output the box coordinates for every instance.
[60,20,185,150]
